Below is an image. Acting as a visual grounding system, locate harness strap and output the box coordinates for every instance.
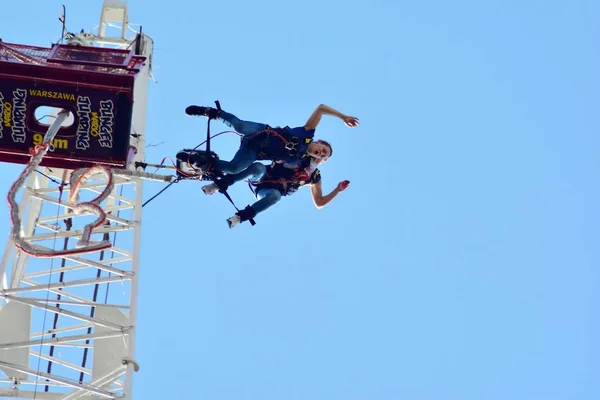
[250,128,312,159]
[218,187,256,226]
[205,100,255,226]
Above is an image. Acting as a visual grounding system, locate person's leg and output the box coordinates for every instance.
[203,162,266,195]
[227,162,266,185]
[226,188,282,228]
[185,105,267,136]
[213,144,258,175]
[251,188,282,215]
[218,111,268,136]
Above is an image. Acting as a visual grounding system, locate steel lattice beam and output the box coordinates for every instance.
[0,2,155,399]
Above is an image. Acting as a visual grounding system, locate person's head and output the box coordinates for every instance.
[307,139,333,163]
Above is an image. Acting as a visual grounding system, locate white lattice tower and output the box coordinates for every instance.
[0,1,159,399]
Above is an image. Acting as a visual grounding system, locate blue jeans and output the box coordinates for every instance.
[253,188,282,214]
[214,111,267,174]
[215,111,282,215]
[223,162,281,216]
[225,162,266,188]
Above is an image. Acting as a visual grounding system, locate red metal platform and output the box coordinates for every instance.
[0,39,146,169]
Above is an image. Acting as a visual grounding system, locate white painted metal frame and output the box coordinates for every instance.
[0,1,155,399]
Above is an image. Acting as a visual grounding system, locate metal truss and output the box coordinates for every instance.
[0,1,158,399]
[0,163,149,400]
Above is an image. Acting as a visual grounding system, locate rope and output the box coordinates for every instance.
[141,177,182,208]
[33,178,67,399]
[44,194,71,392]
[36,169,68,187]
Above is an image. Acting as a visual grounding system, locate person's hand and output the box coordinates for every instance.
[343,116,359,128]
[337,180,350,192]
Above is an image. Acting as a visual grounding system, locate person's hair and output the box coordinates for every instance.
[316,139,333,158]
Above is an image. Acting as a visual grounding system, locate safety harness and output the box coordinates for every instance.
[251,159,321,196]
[244,126,314,161]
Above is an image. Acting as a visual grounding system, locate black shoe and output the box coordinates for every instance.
[185,105,207,116]
[185,105,220,119]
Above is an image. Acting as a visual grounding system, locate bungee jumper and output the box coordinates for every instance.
[176,102,359,228]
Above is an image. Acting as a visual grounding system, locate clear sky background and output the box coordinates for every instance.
[1,0,599,399]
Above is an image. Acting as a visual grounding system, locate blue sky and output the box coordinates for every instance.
[1,0,599,399]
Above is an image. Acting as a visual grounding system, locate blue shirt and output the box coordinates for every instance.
[245,125,315,166]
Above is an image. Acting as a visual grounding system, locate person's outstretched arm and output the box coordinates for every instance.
[310,179,350,209]
[304,104,359,130]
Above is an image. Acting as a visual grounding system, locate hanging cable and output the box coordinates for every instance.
[33,179,67,399]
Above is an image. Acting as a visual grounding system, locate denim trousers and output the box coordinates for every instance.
[214,111,283,215]
[214,111,267,175]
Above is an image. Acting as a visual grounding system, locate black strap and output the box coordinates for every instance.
[218,187,256,226]
[206,113,212,155]
[204,100,222,156]
[205,100,256,226]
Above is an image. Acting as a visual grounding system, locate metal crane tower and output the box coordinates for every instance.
[0,1,160,398]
